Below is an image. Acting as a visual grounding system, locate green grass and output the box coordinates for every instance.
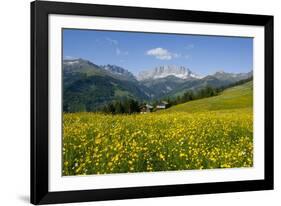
[165,81,253,113]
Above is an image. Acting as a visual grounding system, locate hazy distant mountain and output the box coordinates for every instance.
[101,64,137,82]
[62,58,252,112]
[162,71,253,98]
[140,76,186,98]
[63,58,102,74]
[139,67,253,98]
[211,70,253,82]
[137,65,201,81]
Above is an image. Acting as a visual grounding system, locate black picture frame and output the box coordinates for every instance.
[31,0,274,204]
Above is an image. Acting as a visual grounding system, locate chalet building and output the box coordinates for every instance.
[156,101,169,109]
[140,104,153,114]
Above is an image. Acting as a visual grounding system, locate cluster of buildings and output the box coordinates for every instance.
[140,101,169,114]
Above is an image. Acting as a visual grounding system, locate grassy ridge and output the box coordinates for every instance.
[165,81,253,113]
[63,81,253,176]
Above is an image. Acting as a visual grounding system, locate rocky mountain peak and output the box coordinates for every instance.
[137,65,200,81]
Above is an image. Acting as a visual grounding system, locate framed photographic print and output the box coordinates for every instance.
[31,0,274,204]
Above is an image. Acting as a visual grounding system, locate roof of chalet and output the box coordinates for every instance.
[140,104,153,109]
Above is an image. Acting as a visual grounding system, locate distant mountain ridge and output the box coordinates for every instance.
[62,58,252,112]
[63,59,136,82]
[101,64,137,82]
[137,65,201,81]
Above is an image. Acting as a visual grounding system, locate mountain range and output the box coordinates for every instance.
[137,65,201,81]
[63,58,252,112]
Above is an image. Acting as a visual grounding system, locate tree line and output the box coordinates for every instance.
[162,85,219,108]
[101,85,219,114]
[101,99,140,114]
[100,77,253,115]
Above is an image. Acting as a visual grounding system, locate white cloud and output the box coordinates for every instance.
[105,37,118,45]
[105,38,128,56]
[146,47,173,60]
[146,48,182,60]
[116,48,128,56]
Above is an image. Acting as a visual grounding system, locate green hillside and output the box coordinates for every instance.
[165,81,253,113]
[63,81,254,175]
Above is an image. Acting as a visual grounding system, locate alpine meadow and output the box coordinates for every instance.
[62,29,254,176]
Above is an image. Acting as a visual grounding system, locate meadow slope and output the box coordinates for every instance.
[165,80,253,113]
[63,81,253,176]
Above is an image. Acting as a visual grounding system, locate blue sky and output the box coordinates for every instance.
[63,29,253,76]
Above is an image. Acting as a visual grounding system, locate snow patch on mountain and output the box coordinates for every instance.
[64,60,80,65]
[137,65,201,81]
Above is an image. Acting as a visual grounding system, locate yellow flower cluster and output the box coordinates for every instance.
[62,108,253,176]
